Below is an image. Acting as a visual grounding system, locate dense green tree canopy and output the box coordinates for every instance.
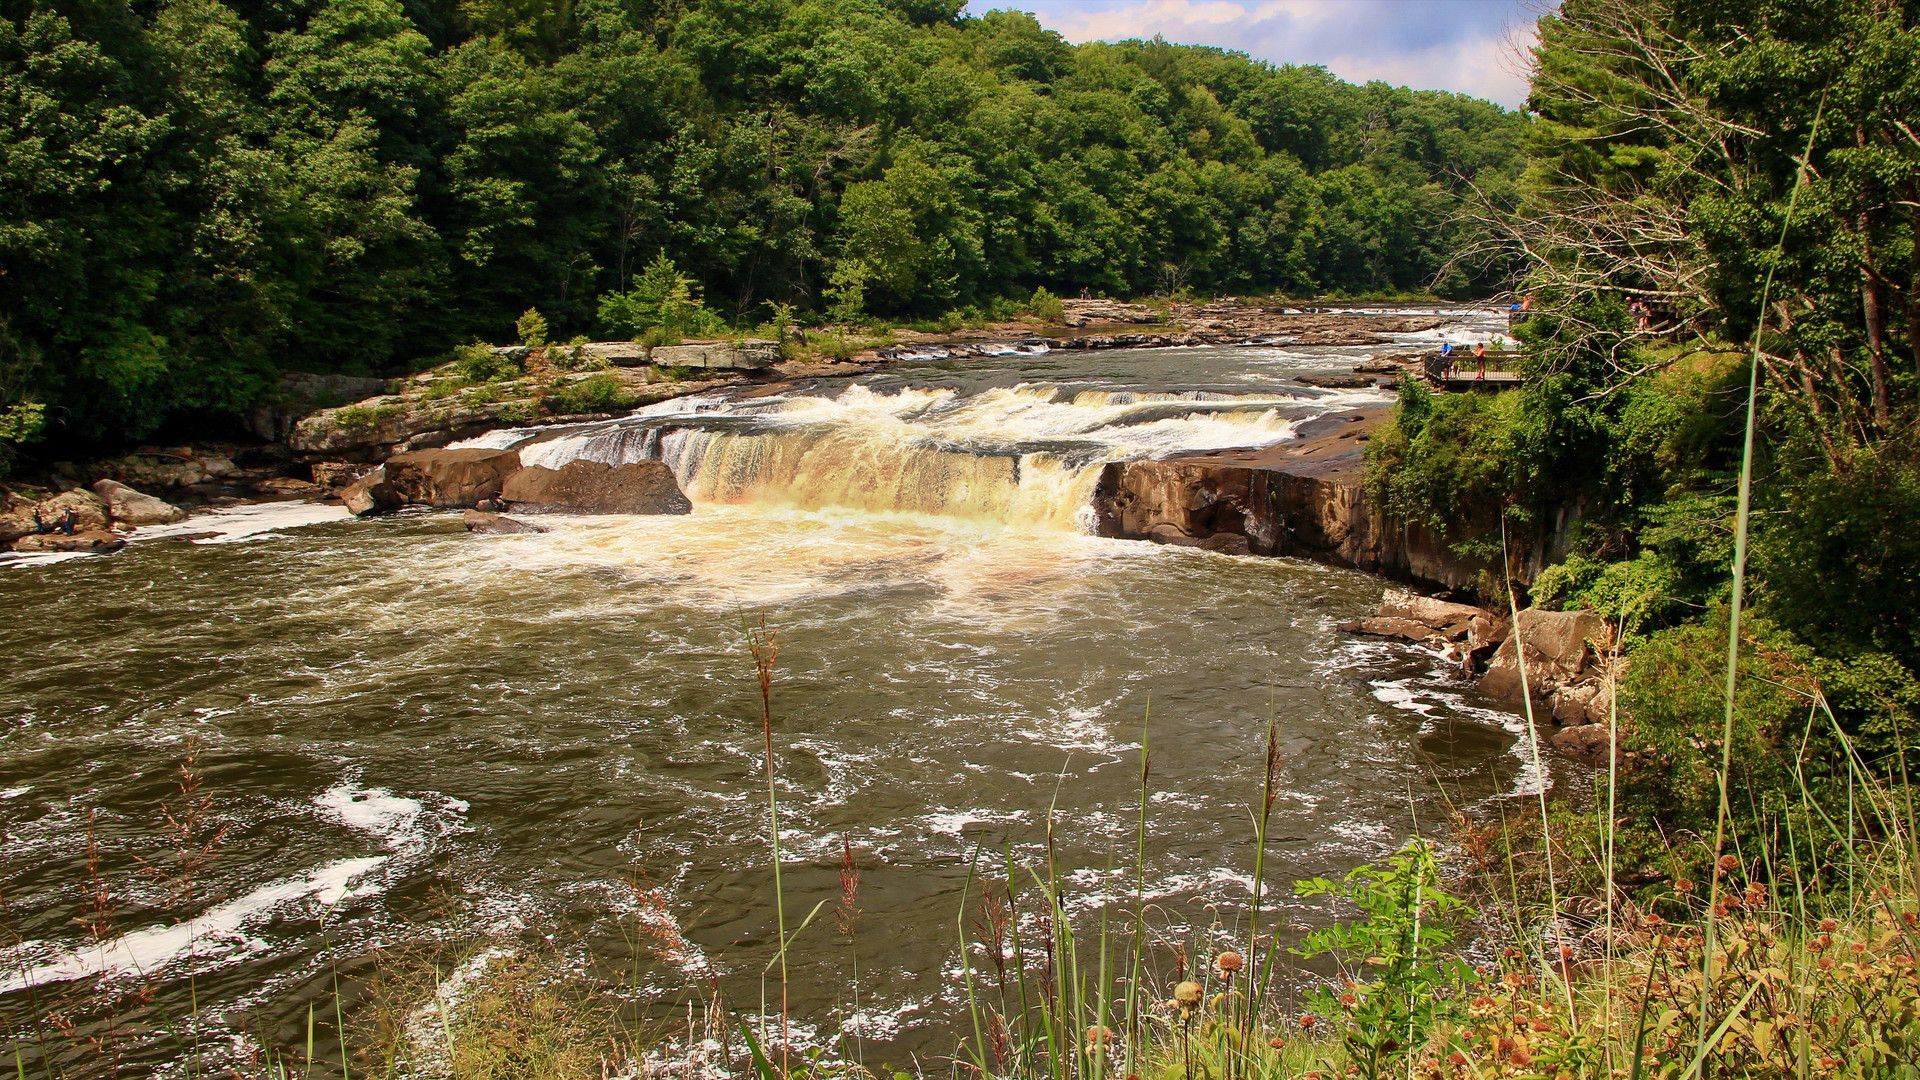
[0,0,1523,446]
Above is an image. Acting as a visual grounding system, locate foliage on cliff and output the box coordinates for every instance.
[1369,0,1920,843]
[0,0,1525,448]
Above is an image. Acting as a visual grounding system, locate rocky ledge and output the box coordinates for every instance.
[288,341,771,464]
[2,480,191,553]
[1092,408,1494,589]
[1343,589,1624,767]
[339,448,691,519]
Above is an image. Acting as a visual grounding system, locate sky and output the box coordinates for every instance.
[1004,1,1546,108]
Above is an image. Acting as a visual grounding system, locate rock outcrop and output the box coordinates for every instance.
[342,469,402,516]
[1093,408,1495,591]
[1477,609,1612,704]
[464,509,549,534]
[649,341,780,370]
[91,479,188,525]
[13,530,127,554]
[1340,588,1621,766]
[500,460,692,515]
[384,448,522,508]
[33,490,111,534]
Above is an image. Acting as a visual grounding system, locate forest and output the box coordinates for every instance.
[0,0,1523,449]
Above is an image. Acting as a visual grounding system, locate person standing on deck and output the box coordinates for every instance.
[1473,342,1488,380]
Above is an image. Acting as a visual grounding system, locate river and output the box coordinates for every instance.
[0,310,1543,1068]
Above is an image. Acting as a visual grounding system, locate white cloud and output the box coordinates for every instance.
[1008,0,1542,108]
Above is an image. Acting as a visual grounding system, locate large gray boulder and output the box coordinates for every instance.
[91,479,188,525]
[501,460,692,515]
[384,448,523,508]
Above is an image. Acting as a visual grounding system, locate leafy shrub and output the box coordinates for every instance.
[1026,286,1063,323]
[516,308,548,347]
[461,384,503,407]
[825,259,869,325]
[455,342,522,383]
[1293,840,1470,1080]
[331,405,377,430]
[598,254,725,341]
[418,379,462,401]
[542,373,632,415]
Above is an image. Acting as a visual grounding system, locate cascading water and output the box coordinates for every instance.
[462,380,1332,528]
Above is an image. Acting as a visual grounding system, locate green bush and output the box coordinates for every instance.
[1293,841,1471,1080]
[1026,286,1064,323]
[1617,613,1830,840]
[455,342,522,383]
[598,254,725,341]
[331,404,377,430]
[516,308,549,347]
[542,373,632,415]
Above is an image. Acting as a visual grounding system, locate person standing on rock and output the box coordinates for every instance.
[59,507,77,535]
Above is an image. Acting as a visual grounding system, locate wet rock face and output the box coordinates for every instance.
[341,469,402,516]
[464,509,549,534]
[12,530,127,554]
[383,448,523,508]
[500,460,692,515]
[90,480,188,525]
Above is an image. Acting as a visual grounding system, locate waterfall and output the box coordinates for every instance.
[463,380,1329,530]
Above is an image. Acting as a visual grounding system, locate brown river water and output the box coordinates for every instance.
[0,312,1556,1069]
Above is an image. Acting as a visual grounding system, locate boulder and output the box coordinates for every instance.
[500,460,692,515]
[384,447,523,508]
[90,479,189,525]
[1479,609,1611,703]
[252,476,325,499]
[33,490,110,534]
[1550,683,1601,726]
[1586,682,1616,725]
[312,462,376,490]
[1551,724,1619,767]
[580,341,651,367]
[0,499,38,547]
[342,469,402,516]
[1144,521,1250,555]
[464,509,550,535]
[1377,589,1491,635]
[13,529,126,554]
[650,341,779,370]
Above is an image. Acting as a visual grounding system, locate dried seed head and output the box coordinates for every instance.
[1085,1025,1113,1049]
[1717,854,1739,873]
[1174,981,1203,1005]
[1215,950,1244,974]
[1819,918,1839,933]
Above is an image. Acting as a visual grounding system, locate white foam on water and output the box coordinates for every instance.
[131,501,353,544]
[315,784,427,850]
[0,856,388,993]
